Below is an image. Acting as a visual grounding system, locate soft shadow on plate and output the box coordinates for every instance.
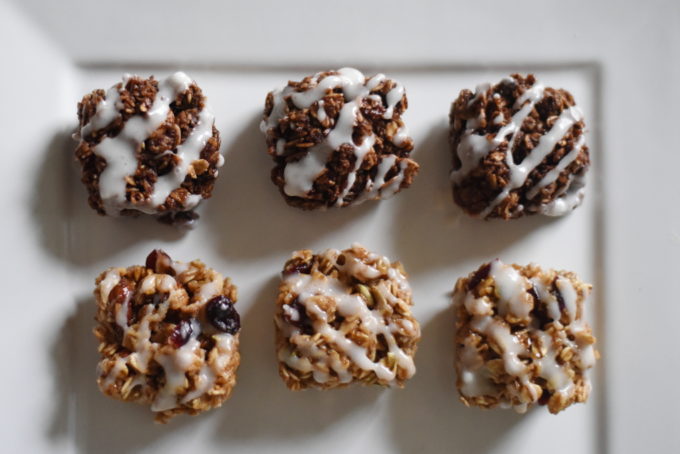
[213,275,381,440]
[393,122,561,275]
[52,295,201,454]
[388,304,523,453]
[204,113,377,261]
[32,128,190,267]
[66,208,187,266]
[32,129,76,263]
[47,293,79,441]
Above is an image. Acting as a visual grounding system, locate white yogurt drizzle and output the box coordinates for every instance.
[80,72,221,215]
[99,269,122,305]
[538,173,586,216]
[459,335,496,398]
[152,324,235,411]
[99,270,180,386]
[278,249,416,385]
[489,260,532,320]
[526,134,585,200]
[98,264,234,413]
[153,318,202,411]
[567,320,597,371]
[451,76,587,218]
[457,259,594,411]
[261,67,410,206]
[80,80,125,139]
[196,276,224,304]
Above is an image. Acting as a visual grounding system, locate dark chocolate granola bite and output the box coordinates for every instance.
[261,68,419,209]
[75,72,223,225]
[275,244,421,390]
[453,259,598,414]
[449,74,590,219]
[94,250,241,423]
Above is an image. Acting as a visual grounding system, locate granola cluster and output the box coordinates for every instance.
[449,74,590,219]
[453,259,597,414]
[275,244,421,389]
[94,250,241,423]
[75,72,223,225]
[261,67,419,209]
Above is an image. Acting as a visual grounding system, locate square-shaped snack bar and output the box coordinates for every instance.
[94,250,241,422]
[453,259,597,414]
[275,244,421,389]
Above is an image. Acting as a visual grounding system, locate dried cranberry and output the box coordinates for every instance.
[164,309,182,325]
[527,285,540,304]
[467,262,491,291]
[552,277,566,312]
[282,260,312,276]
[529,285,553,327]
[538,389,552,406]
[108,279,134,323]
[108,278,132,306]
[285,298,314,335]
[169,319,194,348]
[206,296,240,334]
[145,249,175,275]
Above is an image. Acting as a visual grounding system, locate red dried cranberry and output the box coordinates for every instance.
[108,279,134,323]
[552,277,566,312]
[108,278,132,306]
[206,296,240,334]
[527,285,540,304]
[169,319,194,348]
[529,285,553,327]
[285,298,314,335]
[145,249,175,275]
[282,260,312,276]
[538,389,552,406]
[467,262,491,291]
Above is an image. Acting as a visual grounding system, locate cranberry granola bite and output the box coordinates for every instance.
[261,67,419,209]
[449,74,590,219]
[275,244,420,389]
[453,259,598,414]
[75,72,223,225]
[94,250,241,423]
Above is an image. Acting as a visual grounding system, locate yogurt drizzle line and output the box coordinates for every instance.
[451,76,587,217]
[261,67,410,205]
[80,72,219,215]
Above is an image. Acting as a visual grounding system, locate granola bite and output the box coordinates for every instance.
[261,67,419,209]
[453,259,598,414]
[275,244,420,389]
[75,72,224,225]
[94,250,241,423]
[449,74,590,219]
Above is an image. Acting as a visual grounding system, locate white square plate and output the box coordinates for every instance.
[2,1,679,453]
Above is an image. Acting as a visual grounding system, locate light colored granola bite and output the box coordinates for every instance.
[453,259,597,414]
[275,244,420,390]
[94,250,241,423]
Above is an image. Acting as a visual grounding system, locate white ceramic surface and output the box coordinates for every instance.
[1,1,678,453]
